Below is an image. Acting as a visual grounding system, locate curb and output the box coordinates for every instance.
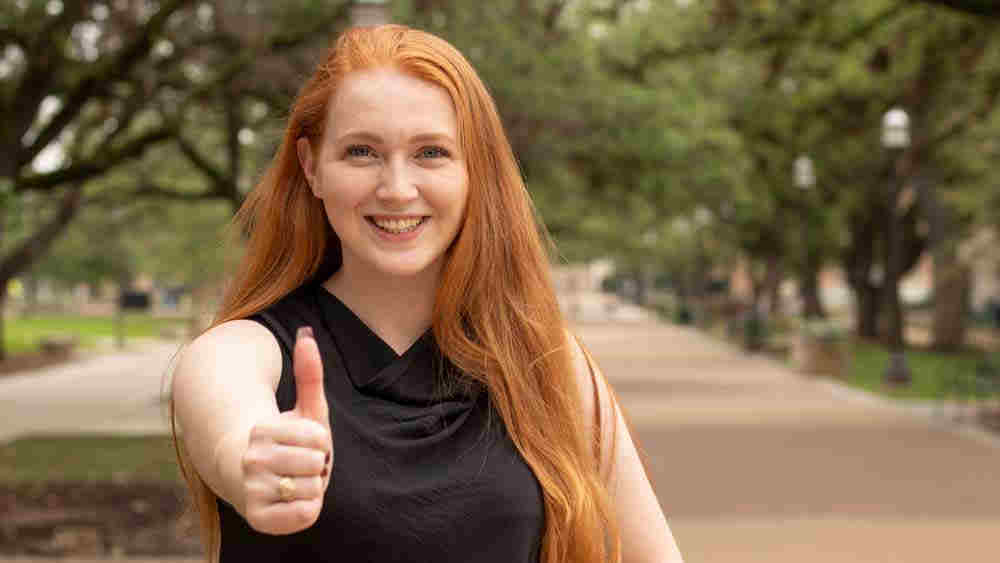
[689,325,1000,450]
[815,377,1000,450]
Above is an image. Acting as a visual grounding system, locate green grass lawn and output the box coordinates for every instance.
[844,339,996,401]
[756,321,997,402]
[0,434,182,483]
[4,314,188,356]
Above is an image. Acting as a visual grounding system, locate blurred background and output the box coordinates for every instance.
[1,0,998,561]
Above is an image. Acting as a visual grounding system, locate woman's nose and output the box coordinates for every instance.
[375,157,419,204]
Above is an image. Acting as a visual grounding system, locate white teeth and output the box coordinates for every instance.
[371,217,424,233]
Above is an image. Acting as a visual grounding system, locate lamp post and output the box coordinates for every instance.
[882,107,912,386]
[794,155,817,320]
[111,207,126,350]
[351,0,390,26]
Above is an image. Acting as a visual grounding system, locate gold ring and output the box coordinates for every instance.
[277,476,296,502]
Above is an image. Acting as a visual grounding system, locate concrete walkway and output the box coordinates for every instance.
[577,320,1000,563]
[3,321,1000,562]
[0,340,184,444]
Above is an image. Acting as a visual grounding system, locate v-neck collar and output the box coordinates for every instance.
[313,282,433,392]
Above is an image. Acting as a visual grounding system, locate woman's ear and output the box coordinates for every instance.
[296,137,318,197]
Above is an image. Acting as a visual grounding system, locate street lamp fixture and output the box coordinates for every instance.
[881,106,912,386]
[882,107,911,149]
[794,155,816,190]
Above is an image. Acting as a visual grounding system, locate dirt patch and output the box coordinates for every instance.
[0,482,203,558]
[0,350,76,377]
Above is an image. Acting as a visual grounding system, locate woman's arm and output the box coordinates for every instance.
[567,332,686,563]
[171,320,284,514]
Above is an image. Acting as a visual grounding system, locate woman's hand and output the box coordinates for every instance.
[240,326,333,535]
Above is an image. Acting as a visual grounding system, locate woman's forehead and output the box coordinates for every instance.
[328,68,458,136]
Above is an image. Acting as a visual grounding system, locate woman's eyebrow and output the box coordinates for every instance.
[335,131,383,144]
[335,131,456,145]
[409,132,457,145]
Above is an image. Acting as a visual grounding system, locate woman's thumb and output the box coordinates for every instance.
[293,326,329,425]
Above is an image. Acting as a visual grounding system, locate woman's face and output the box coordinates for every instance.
[297,68,469,280]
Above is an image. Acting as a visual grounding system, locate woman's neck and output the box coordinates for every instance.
[321,257,441,355]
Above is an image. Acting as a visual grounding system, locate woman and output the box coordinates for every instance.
[170,24,683,563]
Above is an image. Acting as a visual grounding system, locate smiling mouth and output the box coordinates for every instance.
[365,215,429,234]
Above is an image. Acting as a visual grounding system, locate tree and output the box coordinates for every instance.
[597,0,1000,348]
[0,0,353,359]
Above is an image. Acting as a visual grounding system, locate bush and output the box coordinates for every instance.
[674,305,694,325]
[742,311,766,352]
[800,319,848,342]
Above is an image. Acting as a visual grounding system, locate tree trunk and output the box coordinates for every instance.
[932,259,970,351]
[925,178,969,351]
[0,280,7,362]
[763,255,782,316]
[800,263,826,319]
[884,244,906,349]
[0,186,84,360]
[843,203,883,339]
[24,275,39,315]
[856,282,882,339]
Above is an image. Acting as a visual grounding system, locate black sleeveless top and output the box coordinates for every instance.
[216,281,545,561]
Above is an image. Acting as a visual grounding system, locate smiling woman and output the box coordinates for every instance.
[296,68,469,291]
[169,24,683,563]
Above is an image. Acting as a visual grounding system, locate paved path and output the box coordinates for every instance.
[3,321,1000,562]
[576,320,1000,563]
[0,340,184,444]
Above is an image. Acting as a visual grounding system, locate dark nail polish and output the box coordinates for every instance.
[325,451,331,464]
[321,466,328,477]
[297,326,314,340]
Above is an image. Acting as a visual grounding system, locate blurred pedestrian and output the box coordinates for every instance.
[170,24,682,563]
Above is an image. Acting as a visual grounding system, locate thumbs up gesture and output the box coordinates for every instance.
[242,326,333,535]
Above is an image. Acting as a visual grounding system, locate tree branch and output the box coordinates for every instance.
[81,182,215,208]
[0,23,28,48]
[266,3,352,51]
[922,66,1000,148]
[918,0,1000,18]
[18,0,192,168]
[544,0,568,31]
[15,126,174,191]
[0,184,84,284]
[176,134,227,187]
[830,3,911,49]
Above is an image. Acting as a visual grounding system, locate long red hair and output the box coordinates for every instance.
[171,24,629,563]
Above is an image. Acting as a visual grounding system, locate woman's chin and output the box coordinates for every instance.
[370,255,442,279]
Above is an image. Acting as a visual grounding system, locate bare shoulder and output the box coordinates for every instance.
[564,330,686,562]
[173,319,283,397]
[564,328,617,471]
[564,328,610,420]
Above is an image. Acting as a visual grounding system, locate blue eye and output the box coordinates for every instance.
[418,146,449,158]
[346,145,374,158]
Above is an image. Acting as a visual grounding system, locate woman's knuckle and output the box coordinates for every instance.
[242,448,265,471]
[245,479,267,498]
[310,450,325,472]
[249,423,269,442]
[305,421,326,444]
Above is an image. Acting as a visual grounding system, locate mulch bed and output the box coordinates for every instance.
[977,408,1000,432]
[0,482,204,557]
[0,350,76,377]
